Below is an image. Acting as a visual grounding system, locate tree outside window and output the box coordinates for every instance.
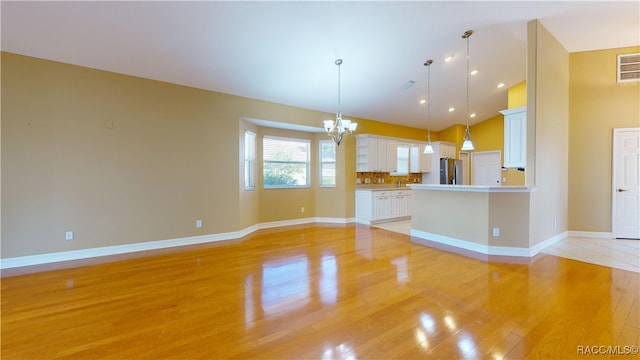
[263,136,310,188]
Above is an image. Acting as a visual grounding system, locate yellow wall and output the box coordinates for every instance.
[351,117,430,142]
[568,45,640,232]
[508,82,527,109]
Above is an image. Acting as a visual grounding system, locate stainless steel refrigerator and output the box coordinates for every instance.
[440,158,463,184]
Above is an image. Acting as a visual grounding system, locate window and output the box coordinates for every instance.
[244,131,256,189]
[392,145,409,176]
[319,140,336,187]
[263,136,310,188]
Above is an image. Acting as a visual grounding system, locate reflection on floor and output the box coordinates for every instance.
[373,220,640,273]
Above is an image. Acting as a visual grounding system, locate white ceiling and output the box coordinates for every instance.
[2,1,638,131]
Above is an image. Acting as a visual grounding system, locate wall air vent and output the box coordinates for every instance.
[617,53,640,83]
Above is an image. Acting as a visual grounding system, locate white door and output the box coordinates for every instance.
[613,128,640,239]
[472,151,501,186]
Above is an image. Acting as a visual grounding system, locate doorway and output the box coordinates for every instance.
[471,151,501,186]
[459,151,470,185]
[612,128,640,239]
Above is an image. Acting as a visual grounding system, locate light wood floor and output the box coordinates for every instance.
[375,220,640,273]
[2,224,639,359]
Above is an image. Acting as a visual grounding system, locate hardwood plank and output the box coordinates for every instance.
[2,224,639,359]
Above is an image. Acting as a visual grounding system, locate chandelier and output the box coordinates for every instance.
[423,59,434,154]
[323,59,357,145]
[461,30,475,151]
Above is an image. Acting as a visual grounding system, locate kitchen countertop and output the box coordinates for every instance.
[407,184,534,193]
[356,185,413,191]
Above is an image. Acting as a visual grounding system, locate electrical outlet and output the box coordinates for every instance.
[492,227,500,237]
[196,219,203,228]
[301,207,305,213]
[65,231,74,241]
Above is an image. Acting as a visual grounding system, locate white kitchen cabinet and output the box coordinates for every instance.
[375,139,398,173]
[356,135,378,172]
[356,135,397,172]
[355,189,412,224]
[439,142,457,159]
[410,144,432,173]
[391,190,411,218]
[374,191,392,220]
[500,106,526,168]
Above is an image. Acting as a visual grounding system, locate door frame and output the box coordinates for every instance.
[459,151,470,185]
[612,127,640,239]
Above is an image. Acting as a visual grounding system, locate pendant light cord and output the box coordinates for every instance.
[425,59,433,142]
[465,33,470,128]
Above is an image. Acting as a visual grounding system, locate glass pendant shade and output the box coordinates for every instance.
[461,125,474,150]
[461,138,474,151]
[423,143,434,154]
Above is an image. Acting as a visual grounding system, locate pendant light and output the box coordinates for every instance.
[323,59,357,145]
[423,59,434,154]
[460,30,475,151]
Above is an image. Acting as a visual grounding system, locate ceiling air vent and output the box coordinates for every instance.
[617,53,640,83]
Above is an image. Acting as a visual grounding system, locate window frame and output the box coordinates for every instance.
[319,140,337,187]
[244,130,256,190]
[262,135,311,189]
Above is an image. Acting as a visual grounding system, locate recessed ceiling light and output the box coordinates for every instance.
[444,56,453,63]
[470,69,479,76]
[419,99,426,104]
[449,107,455,112]
[470,113,476,118]
[497,83,505,88]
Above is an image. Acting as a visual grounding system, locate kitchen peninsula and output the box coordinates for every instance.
[408,184,539,257]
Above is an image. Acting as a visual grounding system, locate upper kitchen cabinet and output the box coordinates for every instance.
[439,142,457,159]
[356,135,397,172]
[500,106,527,168]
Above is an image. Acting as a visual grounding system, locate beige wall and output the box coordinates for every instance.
[412,189,531,248]
[2,53,238,257]
[0,53,369,258]
[412,190,490,245]
[527,20,570,246]
[568,46,640,232]
[2,52,423,258]
[488,192,530,248]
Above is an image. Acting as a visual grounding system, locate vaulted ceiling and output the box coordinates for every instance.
[2,1,638,131]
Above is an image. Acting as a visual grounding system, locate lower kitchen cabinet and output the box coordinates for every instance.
[356,189,412,225]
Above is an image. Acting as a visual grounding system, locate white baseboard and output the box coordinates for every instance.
[567,231,614,239]
[410,229,568,257]
[0,217,352,270]
[529,231,567,256]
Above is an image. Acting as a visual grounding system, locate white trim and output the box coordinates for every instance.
[315,217,356,224]
[567,231,614,239]
[529,231,567,256]
[410,229,567,257]
[0,217,352,270]
[612,128,640,239]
